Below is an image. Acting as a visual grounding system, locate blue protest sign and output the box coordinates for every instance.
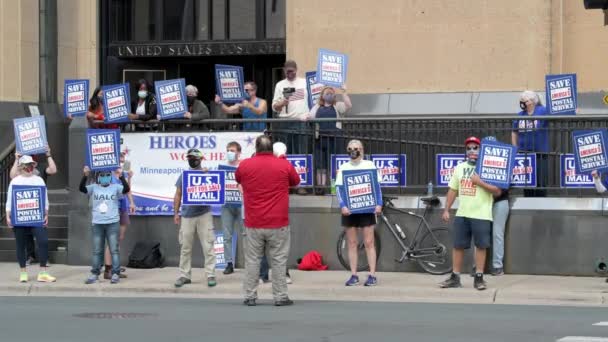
[86,129,120,171]
[572,130,608,174]
[10,185,46,227]
[102,83,131,123]
[511,154,537,188]
[316,49,348,88]
[218,165,241,205]
[331,154,353,181]
[213,231,238,270]
[370,154,407,187]
[155,78,187,120]
[305,71,324,109]
[339,169,382,214]
[436,154,465,187]
[182,170,225,205]
[545,73,577,115]
[13,116,48,155]
[286,154,313,187]
[215,64,245,103]
[475,139,518,189]
[560,154,594,188]
[64,79,89,117]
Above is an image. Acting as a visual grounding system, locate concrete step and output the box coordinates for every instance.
[47,189,69,203]
[0,238,66,251]
[0,250,67,264]
[0,227,67,239]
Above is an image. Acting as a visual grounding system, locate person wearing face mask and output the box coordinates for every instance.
[440,137,502,291]
[183,85,210,122]
[220,142,243,275]
[310,86,352,195]
[173,149,217,288]
[79,165,130,284]
[86,87,118,129]
[215,81,268,132]
[5,156,55,283]
[511,90,549,197]
[335,140,383,287]
[128,79,157,122]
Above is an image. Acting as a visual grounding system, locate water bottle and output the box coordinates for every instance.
[427,181,434,196]
[395,223,406,240]
[330,179,336,195]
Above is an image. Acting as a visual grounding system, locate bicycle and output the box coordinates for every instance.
[336,195,453,275]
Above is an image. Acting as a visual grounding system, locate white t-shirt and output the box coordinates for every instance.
[335,160,381,186]
[136,102,146,115]
[5,175,49,212]
[272,78,309,119]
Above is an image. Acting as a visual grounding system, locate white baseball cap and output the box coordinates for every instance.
[18,155,36,165]
[273,142,287,157]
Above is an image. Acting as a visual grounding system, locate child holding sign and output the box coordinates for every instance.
[5,156,55,283]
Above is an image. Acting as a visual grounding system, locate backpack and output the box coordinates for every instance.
[297,250,328,271]
[127,241,165,269]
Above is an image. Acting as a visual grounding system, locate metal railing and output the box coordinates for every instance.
[94,114,608,196]
[0,142,16,222]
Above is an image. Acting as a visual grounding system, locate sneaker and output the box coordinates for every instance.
[37,271,56,283]
[474,273,487,291]
[223,263,234,275]
[286,274,293,284]
[103,270,111,280]
[439,273,462,288]
[110,274,120,284]
[345,275,360,286]
[25,257,34,266]
[364,275,378,287]
[491,267,504,276]
[470,266,476,277]
[19,272,28,283]
[84,273,98,284]
[174,277,191,288]
[274,298,294,306]
[207,276,217,287]
[243,298,257,306]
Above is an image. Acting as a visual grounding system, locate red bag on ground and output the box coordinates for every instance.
[297,250,328,271]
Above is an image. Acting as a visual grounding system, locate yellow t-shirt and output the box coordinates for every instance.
[448,162,493,221]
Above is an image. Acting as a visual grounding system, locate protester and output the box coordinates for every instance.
[5,156,55,283]
[9,146,57,266]
[80,166,129,284]
[310,86,351,194]
[173,148,217,288]
[511,90,549,197]
[236,135,300,306]
[184,85,210,121]
[128,79,157,121]
[221,141,243,275]
[440,136,502,291]
[491,188,509,276]
[215,81,268,132]
[86,87,118,129]
[592,170,608,194]
[335,140,382,287]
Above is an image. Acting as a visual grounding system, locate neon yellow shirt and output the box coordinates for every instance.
[448,162,493,221]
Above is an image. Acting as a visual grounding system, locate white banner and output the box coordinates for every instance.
[121,131,262,215]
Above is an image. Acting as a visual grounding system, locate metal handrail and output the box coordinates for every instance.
[0,142,15,161]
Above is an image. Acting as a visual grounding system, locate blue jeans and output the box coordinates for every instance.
[91,222,120,275]
[492,200,510,269]
[221,206,243,264]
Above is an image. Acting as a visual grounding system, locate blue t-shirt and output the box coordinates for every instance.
[86,183,124,224]
[242,98,266,132]
[512,105,549,152]
[316,105,338,132]
[175,173,210,218]
[112,172,129,211]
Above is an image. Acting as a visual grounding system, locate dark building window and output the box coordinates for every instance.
[162,0,195,40]
[266,0,285,39]
[110,0,159,41]
[230,0,256,39]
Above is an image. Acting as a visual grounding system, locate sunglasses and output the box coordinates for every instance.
[347,148,361,152]
[285,69,296,73]
[244,88,254,92]
[466,145,479,151]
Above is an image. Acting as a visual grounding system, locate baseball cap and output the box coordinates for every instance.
[18,155,36,165]
[186,148,203,158]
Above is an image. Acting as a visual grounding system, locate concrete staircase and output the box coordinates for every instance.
[0,189,68,264]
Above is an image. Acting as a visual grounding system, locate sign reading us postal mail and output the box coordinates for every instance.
[215,64,245,103]
[10,185,46,227]
[572,130,608,174]
[560,154,594,188]
[316,49,348,88]
[155,78,188,120]
[475,139,517,189]
[182,170,225,205]
[545,73,577,115]
[287,155,313,187]
[102,83,131,123]
[370,154,407,187]
[511,154,537,187]
[86,129,120,171]
[331,154,353,181]
[436,154,465,187]
[340,169,382,214]
[306,71,324,109]
[64,79,89,117]
[217,165,241,205]
[13,116,48,155]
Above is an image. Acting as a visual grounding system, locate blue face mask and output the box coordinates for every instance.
[98,175,112,186]
[244,92,251,100]
[227,151,237,162]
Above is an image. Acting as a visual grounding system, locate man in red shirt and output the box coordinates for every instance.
[235,135,300,307]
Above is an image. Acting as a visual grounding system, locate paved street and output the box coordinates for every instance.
[1,297,608,342]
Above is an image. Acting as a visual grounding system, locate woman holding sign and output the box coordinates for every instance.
[86,87,118,129]
[335,140,382,287]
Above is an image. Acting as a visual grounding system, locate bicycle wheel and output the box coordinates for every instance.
[415,226,453,275]
[336,230,381,272]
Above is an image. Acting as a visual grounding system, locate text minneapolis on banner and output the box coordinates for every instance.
[102,83,131,123]
[217,165,241,204]
[10,185,46,227]
[545,73,577,115]
[572,130,608,174]
[339,169,382,214]
[64,79,89,117]
[155,78,188,120]
[86,129,121,171]
[215,64,245,103]
[305,71,324,109]
[475,140,517,189]
[287,155,313,187]
[182,170,225,206]
[316,49,348,88]
[13,116,48,155]
[560,154,594,188]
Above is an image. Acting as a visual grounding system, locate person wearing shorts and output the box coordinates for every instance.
[440,136,501,291]
[336,140,383,287]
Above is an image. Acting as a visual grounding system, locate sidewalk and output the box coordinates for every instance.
[1,262,607,306]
